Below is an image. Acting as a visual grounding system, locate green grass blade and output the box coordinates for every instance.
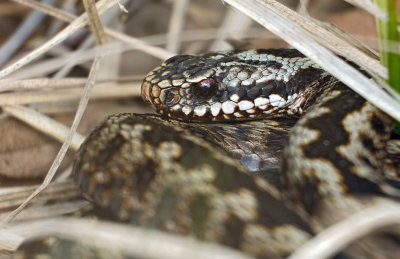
[374,0,400,133]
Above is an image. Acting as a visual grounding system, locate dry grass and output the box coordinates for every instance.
[0,0,399,258]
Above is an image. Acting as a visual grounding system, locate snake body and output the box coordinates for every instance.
[16,49,400,258]
[73,114,313,257]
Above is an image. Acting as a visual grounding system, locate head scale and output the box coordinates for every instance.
[142,49,324,122]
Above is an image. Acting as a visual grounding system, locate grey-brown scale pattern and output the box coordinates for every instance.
[142,49,329,121]
[73,114,312,258]
[140,49,400,257]
[278,85,400,256]
[27,49,398,258]
[385,139,400,185]
[279,79,400,258]
[281,81,399,213]
[165,116,297,185]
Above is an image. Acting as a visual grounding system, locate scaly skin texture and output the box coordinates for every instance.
[73,114,312,258]
[16,49,400,258]
[139,49,400,258]
[142,49,329,121]
[281,81,397,213]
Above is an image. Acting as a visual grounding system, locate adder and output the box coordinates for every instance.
[17,49,400,258]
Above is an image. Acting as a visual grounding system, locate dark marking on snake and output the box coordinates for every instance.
[15,49,400,258]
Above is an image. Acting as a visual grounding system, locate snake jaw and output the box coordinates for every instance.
[141,80,153,106]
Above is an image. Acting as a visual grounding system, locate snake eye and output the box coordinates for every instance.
[192,78,218,99]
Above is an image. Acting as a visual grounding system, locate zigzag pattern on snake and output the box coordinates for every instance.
[16,49,400,258]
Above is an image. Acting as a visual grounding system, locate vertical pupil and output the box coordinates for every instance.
[193,78,217,99]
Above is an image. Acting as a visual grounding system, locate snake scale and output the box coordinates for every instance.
[14,49,400,258]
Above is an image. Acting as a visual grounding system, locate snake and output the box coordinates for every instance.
[14,49,400,258]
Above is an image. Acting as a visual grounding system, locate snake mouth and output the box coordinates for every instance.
[141,80,153,105]
[142,76,305,122]
[142,74,305,122]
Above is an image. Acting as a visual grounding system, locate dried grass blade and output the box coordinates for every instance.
[0,0,116,79]
[11,0,75,21]
[82,0,107,45]
[2,105,84,150]
[344,0,387,20]
[12,0,173,61]
[0,78,91,92]
[2,217,252,259]
[288,201,400,259]
[0,56,101,225]
[166,0,188,53]
[0,0,56,67]
[242,0,386,77]
[223,0,400,121]
[0,83,141,106]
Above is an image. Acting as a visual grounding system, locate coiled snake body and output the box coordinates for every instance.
[18,49,400,258]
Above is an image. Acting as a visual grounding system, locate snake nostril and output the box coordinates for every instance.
[192,78,218,99]
[160,88,180,107]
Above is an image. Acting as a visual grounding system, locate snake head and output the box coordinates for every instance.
[142,49,325,122]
